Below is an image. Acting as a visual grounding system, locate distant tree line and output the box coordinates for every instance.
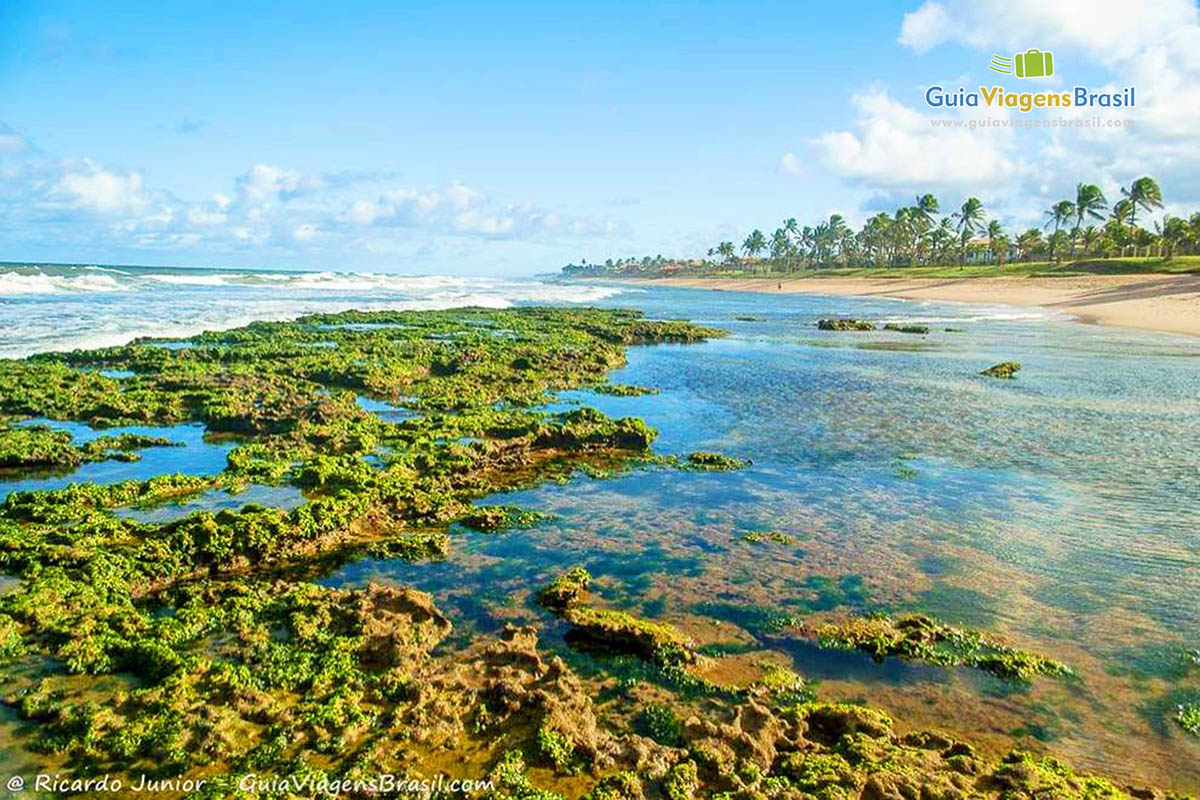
[562,176,1199,276]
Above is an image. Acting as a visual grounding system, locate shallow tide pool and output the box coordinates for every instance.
[324,287,1200,790]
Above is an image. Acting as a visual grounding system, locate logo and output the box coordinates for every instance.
[989,48,1054,78]
[924,48,1135,113]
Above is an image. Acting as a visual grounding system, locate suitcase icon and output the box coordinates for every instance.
[1014,49,1053,78]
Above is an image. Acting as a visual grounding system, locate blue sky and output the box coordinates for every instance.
[1,1,1196,274]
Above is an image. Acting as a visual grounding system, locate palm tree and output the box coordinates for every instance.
[915,194,939,225]
[990,233,1011,267]
[1121,176,1163,240]
[1080,225,1100,256]
[742,230,767,271]
[769,228,790,272]
[826,215,848,266]
[1071,183,1107,255]
[985,219,1005,264]
[716,240,736,266]
[911,195,938,264]
[1044,200,1074,260]
[952,197,986,264]
[928,218,955,264]
[1016,228,1043,261]
[782,218,800,271]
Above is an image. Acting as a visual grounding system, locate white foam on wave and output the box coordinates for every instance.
[0,271,127,295]
[0,268,630,357]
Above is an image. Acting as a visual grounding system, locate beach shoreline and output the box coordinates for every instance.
[603,274,1200,337]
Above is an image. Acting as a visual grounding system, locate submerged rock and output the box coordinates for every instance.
[814,613,1073,681]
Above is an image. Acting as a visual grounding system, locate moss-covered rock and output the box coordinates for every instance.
[883,323,931,334]
[562,606,697,666]
[817,318,877,332]
[815,613,1073,681]
[538,566,592,612]
[683,451,749,471]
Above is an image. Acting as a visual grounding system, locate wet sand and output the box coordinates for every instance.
[611,274,1200,337]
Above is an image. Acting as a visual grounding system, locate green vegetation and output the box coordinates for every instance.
[682,451,748,471]
[593,383,658,397]
[459,504,547,532]
[818,318,876,331]
[883,323,931,335]
[981,361,1022,379]
[537,566,591,612]
[633,703,684,747]
[0,307,721,786]
[561,606,697,667]
[1178,703,1200,738]
[0,305,1174,799]
[741,530,795,545]
[816,613,1074,682]
[0,425,180,469]
[564,176,1200,276]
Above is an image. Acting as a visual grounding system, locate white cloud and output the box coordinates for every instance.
[798,0,1200,227]
[0,134,617,262]
[810,86,1016,188]
[897,0,1200,140]
[53,163,150,215]
[234,164,323,207]
[897,2,956,53]
[779,153,804,176]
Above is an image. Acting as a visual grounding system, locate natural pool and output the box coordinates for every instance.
[114,483,308,524]
[0,420,235,502]
[325,287,1200,790]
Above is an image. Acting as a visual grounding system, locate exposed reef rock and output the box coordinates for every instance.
[981,361,1022,378]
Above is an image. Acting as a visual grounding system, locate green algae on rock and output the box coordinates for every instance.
[1178,702,1200,738]
[0,306,1179,799]
[459,504,547,533]
[682,451,749,471]
[562,606,698,666]
[0,425,180,469]
[592,384,658,397]
[815,613,1074,681]
[817,318,877,331]
[883,323,931,334]
[538,566,592,612]
[741,530,795,545]
[981,361,1022,378]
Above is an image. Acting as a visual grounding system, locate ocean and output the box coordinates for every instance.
[2,263,1199,788]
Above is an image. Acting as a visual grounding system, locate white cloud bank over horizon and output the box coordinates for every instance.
[0,133,621,272]
[794,0,1200,230]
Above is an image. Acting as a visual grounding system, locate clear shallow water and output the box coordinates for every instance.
[325,286,1200,788]
[0,420,234,502]
[2,269,1198,788]
[114,483,308,524]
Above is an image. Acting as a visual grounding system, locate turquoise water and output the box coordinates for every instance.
[114,483,308,524]
[2,267,1198,788]
[0,420,234,501]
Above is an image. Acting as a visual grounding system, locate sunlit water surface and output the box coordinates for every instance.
[2,277,1198,789]
[327,287,1200,789]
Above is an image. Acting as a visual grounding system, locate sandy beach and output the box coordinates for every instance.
[614,274,1200,337]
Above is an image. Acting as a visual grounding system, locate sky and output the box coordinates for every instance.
[1,0,1198,274]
